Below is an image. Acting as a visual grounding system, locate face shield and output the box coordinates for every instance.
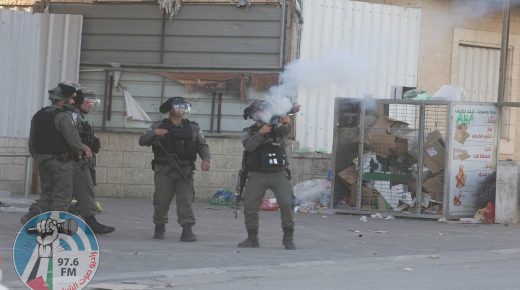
[171,103,191,117]
[82,97,101,113]
[76,88,101,113]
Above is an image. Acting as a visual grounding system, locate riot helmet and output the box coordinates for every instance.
[243,99,274,123]
[58,81,81,98]
[75,87,101,113]
[159,96,191,117]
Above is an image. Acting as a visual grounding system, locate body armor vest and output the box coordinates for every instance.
[246,128,286,172]
[152,119,197,162]
[31,107,69,154]
[79,120,100,153]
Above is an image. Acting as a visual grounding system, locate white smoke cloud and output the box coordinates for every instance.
[254,49,373,123]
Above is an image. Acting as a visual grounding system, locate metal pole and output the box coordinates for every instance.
[495,0,511,161]
[416,105,426,215]
[210,92,216,133]
[102,70,109,130]
[24,156,31,199]
[356,101,365,210]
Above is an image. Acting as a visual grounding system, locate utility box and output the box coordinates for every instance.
[331,98,498,219]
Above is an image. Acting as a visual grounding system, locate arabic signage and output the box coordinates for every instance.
[448,103,497,216]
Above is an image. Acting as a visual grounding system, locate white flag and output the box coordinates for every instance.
[123,88,152,128]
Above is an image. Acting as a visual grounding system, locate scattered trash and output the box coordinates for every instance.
[209,190,234,206]
[384,215,395,220]
[294,179,330,204]
[372,230,388,234]
[370,213,384,219]
[432,85,464,101]
[349,230,363,237]
[429,255,440,259]
[359,216,368,222]
[459,218,481,224]
[437,217,447,223]
[260,198,279,211]
[473,201,495,224]
[437,233,445,236]
[404,267,414,272]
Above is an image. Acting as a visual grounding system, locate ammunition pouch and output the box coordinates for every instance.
[258,143,285,171]
[91,136,101,154]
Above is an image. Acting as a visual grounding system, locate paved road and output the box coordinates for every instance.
[1,198,520,289]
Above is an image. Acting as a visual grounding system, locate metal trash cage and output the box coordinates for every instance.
[331,98,498,219]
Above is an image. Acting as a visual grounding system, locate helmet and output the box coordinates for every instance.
[74,87,96,105]
[159,96,191,116]
[243,99,273,122]
[48,86,65,101]
[75,87,101,112]
[57,81,81,99]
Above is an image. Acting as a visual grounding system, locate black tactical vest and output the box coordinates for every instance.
[246,127,286,172]
[79,120,100,153]
[31,107,69,154]
[152,119,197,162]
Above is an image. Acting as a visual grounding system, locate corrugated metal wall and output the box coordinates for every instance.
[78,69,266,131]
[0,9,82,138]
[295,0,421,151]
[48,3,285,132]
[50,3,284,69]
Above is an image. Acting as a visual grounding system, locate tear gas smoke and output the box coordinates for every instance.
[253,49,374,123]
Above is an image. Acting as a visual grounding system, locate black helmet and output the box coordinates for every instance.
[243,99,273,121]
[74,87,96,105]
[159,96,191,114]
[57,81,81,98]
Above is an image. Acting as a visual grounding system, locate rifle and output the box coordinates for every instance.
[152,139,190,180]
[234,151,249,218]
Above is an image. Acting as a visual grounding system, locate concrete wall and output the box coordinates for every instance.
[0,134,331,201]
[0,137,30,194]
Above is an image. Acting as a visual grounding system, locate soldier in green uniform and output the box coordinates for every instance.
[69,87,115,234]
[139,97,211,241]
[21,81,91,224]
[237,99,296,250]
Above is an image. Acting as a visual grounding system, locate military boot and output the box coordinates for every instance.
[237,229,259,248]
[282,227,296,250]
[180,224,197,242]
[20,203,41,225]
[154,224,165,240]
[85,216,115,235]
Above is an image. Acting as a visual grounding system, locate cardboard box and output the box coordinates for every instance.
[370,138,408,158]
[338,166,359,185]
[422,172,444,201]
[367,116,409,157]
[368,116,409,144]
[423,131,445,174]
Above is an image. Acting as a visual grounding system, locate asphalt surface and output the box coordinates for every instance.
[1,197,520,290]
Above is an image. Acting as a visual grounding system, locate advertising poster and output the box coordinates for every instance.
[449,104,497,216]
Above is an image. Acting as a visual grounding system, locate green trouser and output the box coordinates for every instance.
[153,164,195,226]
[72,161,97,217]
[243,169,295,230]
[36,158,74,212]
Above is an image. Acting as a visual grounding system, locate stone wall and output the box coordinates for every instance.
[0,134,331,201]
[0,137,30,194]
